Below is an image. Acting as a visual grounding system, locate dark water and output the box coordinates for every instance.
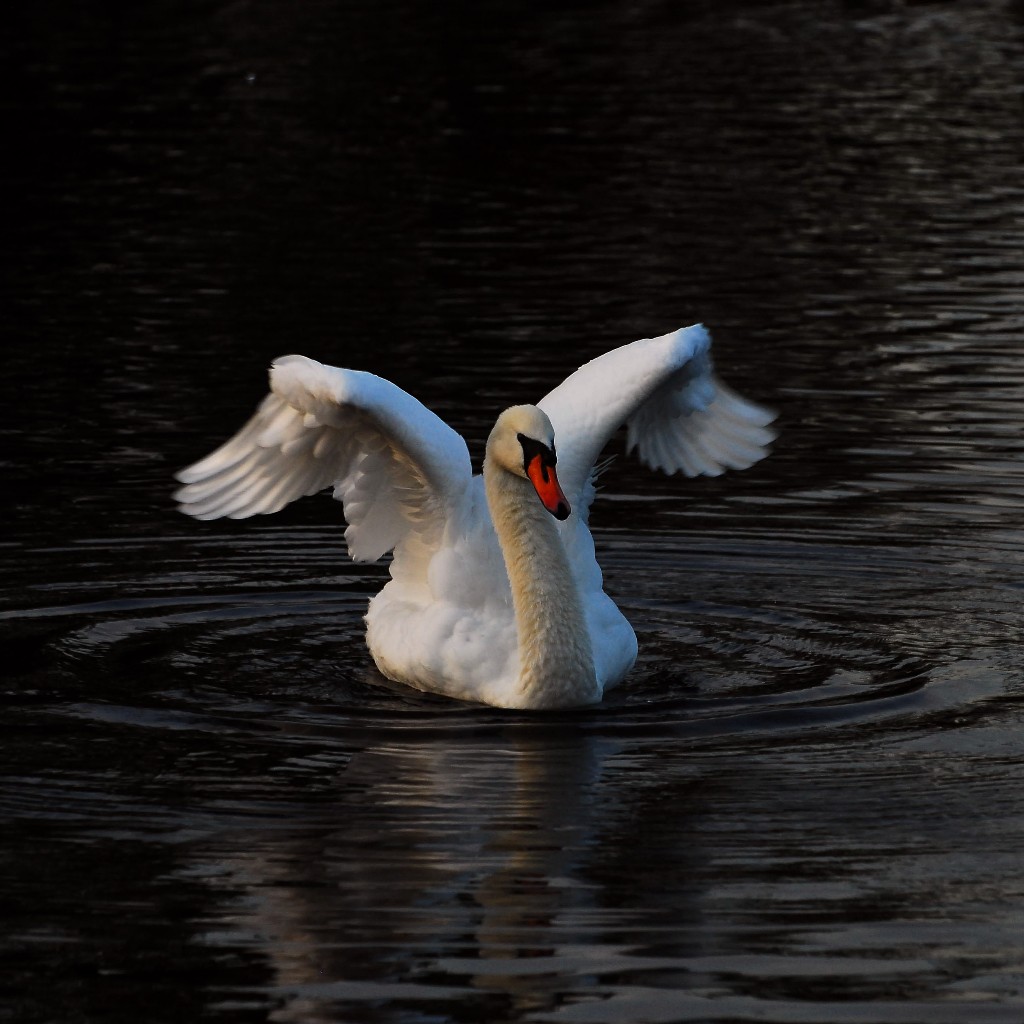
[4,1,1024,1021]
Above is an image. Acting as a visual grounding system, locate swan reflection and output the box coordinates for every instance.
[189,727,644,1021]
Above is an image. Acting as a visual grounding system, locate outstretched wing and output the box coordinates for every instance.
[174,356,472,562]
[537,324,776,517]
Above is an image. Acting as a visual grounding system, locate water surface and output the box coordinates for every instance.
[3,2,1024,1021]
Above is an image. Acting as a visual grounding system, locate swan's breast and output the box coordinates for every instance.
[365,585,519,699]
[364,498,519,697]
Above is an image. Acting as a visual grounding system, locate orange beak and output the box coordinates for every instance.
[526,455,571,521]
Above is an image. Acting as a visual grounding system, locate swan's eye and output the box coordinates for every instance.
[517,433,556,481]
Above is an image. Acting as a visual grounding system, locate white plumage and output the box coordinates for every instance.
[175,324,775,709]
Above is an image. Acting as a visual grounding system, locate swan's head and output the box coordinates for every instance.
[486,405,571,521]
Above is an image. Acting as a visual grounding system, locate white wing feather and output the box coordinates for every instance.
[174,356,472,562]
[538,324,775,515]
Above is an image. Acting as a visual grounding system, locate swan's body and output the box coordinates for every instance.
[175,325,775,709]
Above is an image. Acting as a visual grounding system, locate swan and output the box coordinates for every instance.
[174,324,775,709]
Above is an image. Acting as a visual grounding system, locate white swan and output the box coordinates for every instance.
[174,325,775,709]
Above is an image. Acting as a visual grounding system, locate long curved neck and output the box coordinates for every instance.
[484,459,598,708]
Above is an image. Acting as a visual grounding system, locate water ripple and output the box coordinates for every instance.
[2,525,1012,762]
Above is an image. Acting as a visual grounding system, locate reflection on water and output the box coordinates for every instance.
[4,0,1024,1021]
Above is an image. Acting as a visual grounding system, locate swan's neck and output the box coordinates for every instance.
[484,461,598,709]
